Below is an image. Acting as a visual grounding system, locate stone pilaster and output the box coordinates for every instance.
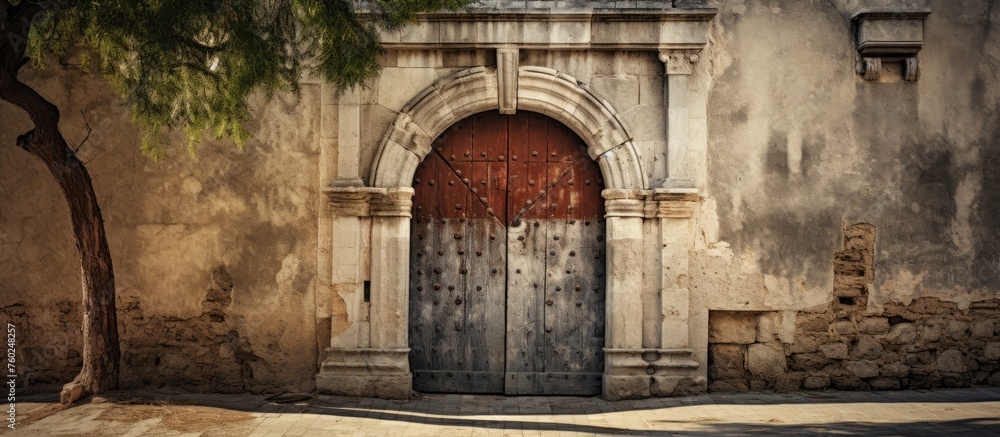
[650,190,699,350]
[368,188,413,350]
[317,187,414,399]
[332,87,364,187]
[602,189,648,399]
[602,189,704,400]
[658,50,700,189]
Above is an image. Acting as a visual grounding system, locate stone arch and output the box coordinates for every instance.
[370,66,646,190]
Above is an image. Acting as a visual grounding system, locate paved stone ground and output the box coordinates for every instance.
[3,388,1000,436]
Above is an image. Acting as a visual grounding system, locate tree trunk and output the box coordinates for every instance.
[0,68,120,405]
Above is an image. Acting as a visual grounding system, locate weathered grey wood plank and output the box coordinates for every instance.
[464,218,506,379]
[505,372,602,395]
[409,218,437,373]
[505,219,547,394]
[413,370,504,393]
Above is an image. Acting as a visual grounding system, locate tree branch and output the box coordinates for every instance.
[0,65,62,146]
[74,110,91,154]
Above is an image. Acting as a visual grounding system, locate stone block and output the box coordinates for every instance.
[747,343,786,378]
[590,76,640,113]
[442,50,492,68]
[396,50,443,68]
[361,104,399,145]
[789,336,818,354]
[790,353,829,371]
[909,372,942,389]
[638,74,664,106]
[818,342,849,360]
[650,376,703,396]
[756,312,782,343]
[802,376,830,390]
[708,311,758,344]
[859,317,890,335]
[971,320,995,339]
[832,375,863,390]
[749,379,773,391]
[936,349,966,373]
[989,371,1000,386]
[844,360,879,379]
[945,320,970,341]
[870,377,901,390]
[321,104,339,139]
[603,375,652,400]
[709,344,746,380]
[377,67,437,112]
[830,319,855,335]
[880,362,911,378]
[796,313,831,333]
[921,323,942,342]
[981,342,1000,361]
[709,379,749,393]
[316,373,412,399]
[905,351,933,365]
[851,337,884,360]
[886,323,917,345]
[619,105,664,142]
[775,372,807,392]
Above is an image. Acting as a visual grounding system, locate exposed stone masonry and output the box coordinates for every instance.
[119,267,263,393]
[708,223,1000,392]
[3,267,264,394]
[833,223,874,308]
[1,301,82,391]
[707,311,786,392]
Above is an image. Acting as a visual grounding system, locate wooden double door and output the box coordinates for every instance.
[409,110,606,395]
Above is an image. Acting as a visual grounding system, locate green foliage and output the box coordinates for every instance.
[25,0,470,159]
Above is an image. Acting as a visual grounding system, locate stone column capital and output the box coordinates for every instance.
[605,199,645,218]
[324,187,414,217]
[602,188,646,217]
[370,187,415,218]
[658,49,701,75]
[325,186,381,217]
[647,190,701,219]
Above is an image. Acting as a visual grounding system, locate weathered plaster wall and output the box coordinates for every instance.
[0,60,320,393]
[704,0,1000,310]
[698,0,1000,391]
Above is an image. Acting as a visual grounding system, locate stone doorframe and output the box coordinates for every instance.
[319,64,705,400]
[316,7,718,400]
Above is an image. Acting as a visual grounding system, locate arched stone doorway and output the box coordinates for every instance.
[319,65,702,401]
[409,110,606,395]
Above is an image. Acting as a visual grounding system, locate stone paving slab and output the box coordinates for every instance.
[2,388,999,436]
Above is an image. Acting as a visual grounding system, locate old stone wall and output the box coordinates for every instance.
[0,59,320,394]
[707,223,1000,392]
[708,298,1000,392]
[694,0,1000,392]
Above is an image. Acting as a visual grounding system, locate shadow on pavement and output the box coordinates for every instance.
[14,388,1000,435]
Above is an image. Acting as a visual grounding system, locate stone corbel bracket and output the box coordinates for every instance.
[852,9,930,82]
